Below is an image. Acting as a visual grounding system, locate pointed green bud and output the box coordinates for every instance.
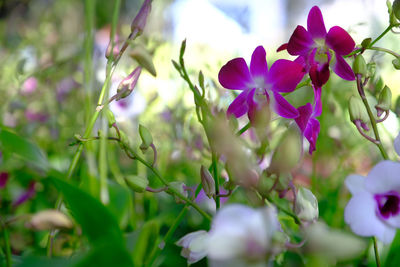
[295,187,319,222]
[367,62,376,78]
[361,38,372,49]
[139,124,153,152]
[180,39,186,59]
[130,0,152,36]
[353,54,367,76]
[349,96,369,123]
[130,45,157,77]
[200,165,215,199]
[168,181,188,204]
[393,0,400,20]
[268,127,302,174]
[125,175,149,193]
[392,58,400,70]
[172,60,181,72]
[198,71,205,89]
[105,109,116,128]
[119,130,130,148]
[374,76,384,92]
[375,85,392,116]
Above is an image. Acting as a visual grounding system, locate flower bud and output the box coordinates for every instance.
[168,181,188,204]
[105,109,116,128]
[375,85,392,116]
[130,45,157,77]
[392,58,400,70]
[116,67,142,101]
[131,0,152,36]
[353,54,367,77]
[295,187,319,222]
[105,36,119,60]
[119,130,130,148]
[200,165,215,199]
[360,38,371,49]
[367,62,376,78]
[125,175,149,193]
[26,210,73,230]
[393,0,400,20]
[348,96,369,123]
[395,95,400,117]
[176,230,209,264]
[268,127,302,174]
[139,124,153,152]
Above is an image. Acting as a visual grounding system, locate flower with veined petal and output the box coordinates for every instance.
[219,46,305,120]
[344,161,400,244]
[278,6,355,87]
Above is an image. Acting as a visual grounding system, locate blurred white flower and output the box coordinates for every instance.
[176,230,209,264]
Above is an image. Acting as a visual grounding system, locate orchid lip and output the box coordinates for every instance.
[374,190,400,220]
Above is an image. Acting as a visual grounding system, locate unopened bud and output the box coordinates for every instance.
[116,67,142,101]
[349,96,369,123]
[200,165,215,199]
[367,62,376,78]
[361,38,372,49]
[180,39,186,59]
[131,0,152,36]
[268,127,302,174]
[353,55,367,76]
[374,76,384,92]
[295,187,319,222]
[168,181,188,204]
[139,124,153,152]
[125,175,149,193]
[130,45,157,77]
[392,58,400,70]
[105,109,116,128]
[375,85,392,116]
[106,36,119,60]
[26,210,73,230]
[119,130,130,148]
[393,0,400,20]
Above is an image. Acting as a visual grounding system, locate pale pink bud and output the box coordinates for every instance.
[200,165,215,199]
[22,77,38,95]
[116,67,142,100]
[106,35,120,59]
[131,0,152,35]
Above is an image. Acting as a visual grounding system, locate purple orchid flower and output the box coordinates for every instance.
[0,172,9,188]
[345,161,400,244]
[219,46,305,120]
[278,6,355,87]
[295,86,322,154]
[12,181,36,207]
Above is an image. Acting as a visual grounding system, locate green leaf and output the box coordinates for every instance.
[384,230,400,267]
[75,243,133,267]
[0,127,48,170]
[107,181,132,228]
[50,177,123,245]
[132,220,160,266]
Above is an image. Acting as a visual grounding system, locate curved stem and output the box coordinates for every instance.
[354,121,380,145]
[367,46,400,58]
[376,110,389,123]
[373,236,381,267]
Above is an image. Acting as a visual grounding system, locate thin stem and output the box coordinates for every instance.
[1,222,11,267]
[265,196,301,225]
[367,46,400,58]
[376,110,389,123]
[355,75,389,159]
[355,121,380,145]
[212,152,220,209]
[236,122,251,136]
[373,237,381,267]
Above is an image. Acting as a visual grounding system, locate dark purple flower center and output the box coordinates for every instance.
[374,191,400,219]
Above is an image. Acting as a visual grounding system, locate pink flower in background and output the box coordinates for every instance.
[345,161,400,244]
[21,77,38,95]
[278,6,355,87]
[12,181,36,207]
[0,172,9,188]
[219,46,304,120]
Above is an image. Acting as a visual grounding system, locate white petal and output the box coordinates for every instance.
[344,191,395,244]
[345,174,366,195]
[365,161,400,193]
[395,132,400,157]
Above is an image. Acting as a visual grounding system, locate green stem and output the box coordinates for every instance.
[373,236,381,267]
[355,75,389,160]
[367,46,400,58]
[123,145,212,221]
[236,122,251,136]
[1,222,11,267]
[265,196,301,225]
[145,206,190,267]
[212,153,220,209]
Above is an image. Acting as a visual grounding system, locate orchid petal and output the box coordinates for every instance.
[227,90,250,118]
[272,92,299,119]
[309,63,330,88]
[250,46,268,81]
[307,6,327,38]
[345,174,366,195]
[334,62,354,80]
[219,58,252,90]
[269,59,305,93]
[345,191,396,244]
[312,85,322,117]
[287,26,314,56]
[295,103,313,133]
[326,26,355,55]
[365,161,400,194]
[304,117,320,154]
[276,43,288,52]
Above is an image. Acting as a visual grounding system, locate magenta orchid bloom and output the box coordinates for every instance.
[219,46,305,120]
[279,6,355,87]
[295,86,322,154]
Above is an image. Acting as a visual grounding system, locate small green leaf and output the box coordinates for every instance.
[0,127,48,170]
[384,230,400,267]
